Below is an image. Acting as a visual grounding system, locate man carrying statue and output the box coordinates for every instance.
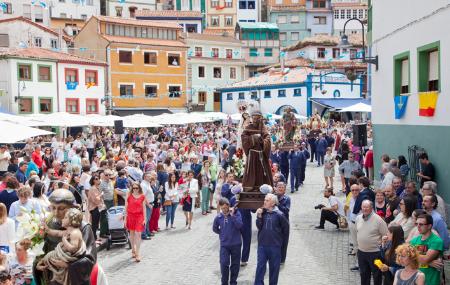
[33,189,97,285]
[281,107,297,143]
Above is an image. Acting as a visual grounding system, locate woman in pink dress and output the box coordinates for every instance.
[125,182,146,262]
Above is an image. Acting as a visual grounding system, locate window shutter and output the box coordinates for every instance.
[401,59,409,88]
[428,51,438,81]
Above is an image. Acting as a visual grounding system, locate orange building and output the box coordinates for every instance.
[73,16,188,115]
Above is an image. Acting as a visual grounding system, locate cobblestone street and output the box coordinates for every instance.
[98,163,360,285]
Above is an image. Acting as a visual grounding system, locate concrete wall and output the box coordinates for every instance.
[107,0,157,18]
[270,11,309,47]
[50,0,100,20]
[0,0,50,26]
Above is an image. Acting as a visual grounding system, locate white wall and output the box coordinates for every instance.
[237,0,260,23]
[50,0,100,20]
[0,0,51,26]
[107,0,157,18]
[371,0,450,126]
[58,62,106,115]
[286,46,364,61]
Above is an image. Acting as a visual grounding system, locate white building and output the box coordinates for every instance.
[237,0,261,23]
[0,0,51,26]
[184,32,246,112]
[106,0,157,18]
[370,0,450,211]
[218,67,364,117]
[0,48,107,115]
[0,17,70,51]
[331,1,367,36]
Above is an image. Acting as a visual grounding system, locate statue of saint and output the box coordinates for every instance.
[33,189,97,285]
[241,108,274,191]
[281,107,297,143]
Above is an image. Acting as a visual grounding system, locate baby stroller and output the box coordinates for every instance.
[106,206,131,250]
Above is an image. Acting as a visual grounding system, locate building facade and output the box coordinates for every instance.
[370,0,450,212]
[205,0,237,33]
[267,0,309,48]
[74,16,188,115]
[104,0,157,18]
[0,0,50,26]
[237,0,261,23]
[0,17,70,51]
[0,48,106,115]
[184,33,245,112]
[136,10,203,33]
[305,0,333,36]
[235,22,280,78]
[331,1,367,36]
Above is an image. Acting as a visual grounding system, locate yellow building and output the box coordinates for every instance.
[73,16,188,115]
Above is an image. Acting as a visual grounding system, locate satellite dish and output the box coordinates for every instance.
[18,41,27,48]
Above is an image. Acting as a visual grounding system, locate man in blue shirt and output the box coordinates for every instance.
[422,194,450,250]
[15,161,28,185]
[254,193,289,285]
[316,133,328,166]
[288,144,304,193]
[275,182,291,265]
[279,151,289,184]
[300,142,309,186]
[213,197,243,285]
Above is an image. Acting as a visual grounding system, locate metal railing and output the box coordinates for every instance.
[408,145,426,187]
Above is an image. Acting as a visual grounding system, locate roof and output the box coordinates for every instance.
[101,35,187,48]
[218,67,312,90]
[310,98,370,110]
[93,15,182,29]
[182,32,241,44]
[0,16,72,42]
[270,5,307,12]
[203,28,235,35]
[236,22,279,31]
[0,47,107,66]
[135,10,202,18]
[258,57,367,72]
[283,34,363,51]
[331,2,368,8]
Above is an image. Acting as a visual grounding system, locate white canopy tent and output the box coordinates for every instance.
[26,112,92,127]
[338,103,372,113]
[0,120,54,143]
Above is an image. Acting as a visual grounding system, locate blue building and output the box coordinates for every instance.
[306,0,333,36]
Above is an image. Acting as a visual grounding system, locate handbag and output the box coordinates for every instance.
[338,214,348,229]
[163,200,172,206]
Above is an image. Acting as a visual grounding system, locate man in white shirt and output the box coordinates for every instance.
[0,145,11,177]
[380,163,395,189]
[348,184,361,256]
[141,172,154,239]
[315,187,344,229]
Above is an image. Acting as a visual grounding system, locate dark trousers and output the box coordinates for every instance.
[90,208,100,240]
[316,151,325,166]
[99,208,108,237]
[280,165,289,182]
[254,246,281,285]
[357,251,382,285]
[220,245,241,285]
[142,205,153,238]
[300,165,306,184]
[344,178,351,195]
[289,168,300,192]
[319,209,339,227]
[281,231,289,263]
[310,147,316,162]
[240,209,252,263]
[87,148,94,163]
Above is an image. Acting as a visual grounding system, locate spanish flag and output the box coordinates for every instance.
[418,91,439,117]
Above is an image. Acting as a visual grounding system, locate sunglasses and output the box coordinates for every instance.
[415,223,428,227]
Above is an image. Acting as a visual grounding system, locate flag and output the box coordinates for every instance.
[418,91,439,117]
[394,95,408,119]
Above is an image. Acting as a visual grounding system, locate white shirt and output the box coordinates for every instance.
[141,180,154,204]
[329,196,345,216]
[9,199,42,228]
[187,178,199,198]
[0,218,15,253]
[165,182,180,203]
[0,150,11,171]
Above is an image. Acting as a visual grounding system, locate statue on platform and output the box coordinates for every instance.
[236,101,252,150]
[281,107,297,143]
[33,189,97,285]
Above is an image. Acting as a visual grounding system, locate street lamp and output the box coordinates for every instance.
[14,80,26,102]
[340,18,378,70]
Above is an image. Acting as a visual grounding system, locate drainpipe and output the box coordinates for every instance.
[105,42,112,114]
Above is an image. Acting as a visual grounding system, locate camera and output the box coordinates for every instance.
[314,204,325,210]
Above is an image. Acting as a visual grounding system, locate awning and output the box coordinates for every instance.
[113,109,172,116]
[310,98,371,110]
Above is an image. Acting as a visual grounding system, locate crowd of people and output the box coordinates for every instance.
[0,114,447,285]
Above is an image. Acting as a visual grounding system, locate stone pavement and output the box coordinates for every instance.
[98,162,360,284]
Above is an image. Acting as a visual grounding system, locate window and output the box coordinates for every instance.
[66,98,79,113]
[427,50,439,91]
[278,90,286,97]
[264,48,272,57]
[34,37,42,47]
[400,59,409,94]
[212,48,219,58]
[358,9,364,19]
[314,16,326,25]
[353,9,357,19]
[198,66,205,78]
[23,4,31,19]
[115,6,122,17]
[129,7,137,18]
[238,92,244,100]
[65,69,78,83]
[226,49,233,59]
[225,0,232,7]
[340,10,345,19]
[81,14,87,21]
[0,34,8,47]
[291,32,299,41]
[294,88,301,96]
[230,67,236,79]
[168,85,181,98]
[119,50,132,63]
[249,48,258,57]
[211,0,219,7]
[85,70,98,85]
[264,90,271,98]
[247,0,255,9]
[38,65,51,82]
[198,92,206,103]
[2,2,12,14]
[332,48,340,59]
[225,16,233,27]
[195,47,202,57]
[60,13,67,18]
[350,49,357,59]
[211,16,219,26]
[86,99,98,114]
[334,10,340,19]
[39,98,52,113]
[313,0,326,8]
[213,67,221,78]
[280,32,286,41]
[144,52,157,64]
[120,84,134,97]
[168,53,180,66]
[277,15,287,24]
[227,93,233,100]
[239,1,246,9]
[34,6,43,23]
[18,64,32,80]
[291,15,299,23]
[50,39,58,49]
[250,91,257,100]
[346,9,351,19]
[19,98,33,113]
[144,85,158,98]
[317,48,325,59]
[275,0,282,3]
[417,42,440,92]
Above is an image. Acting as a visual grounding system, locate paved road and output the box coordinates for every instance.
[98,163,360,284]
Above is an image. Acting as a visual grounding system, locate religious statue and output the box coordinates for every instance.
[33,189,97,285]
[241,107,274,191]
[236,101,252,150]
[281,107,297,143]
